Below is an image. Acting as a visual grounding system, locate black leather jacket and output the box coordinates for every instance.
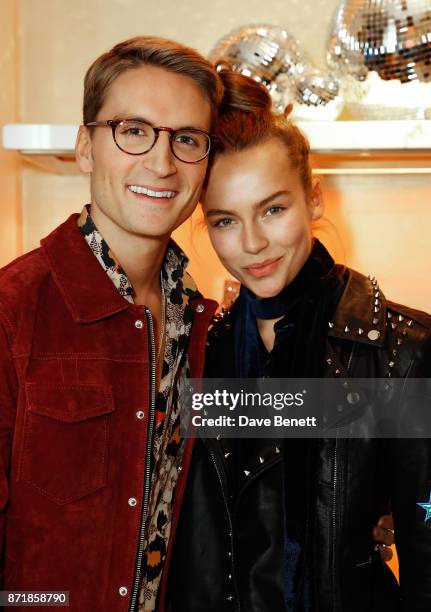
[169,268,431,612]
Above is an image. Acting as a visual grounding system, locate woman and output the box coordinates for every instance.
[169,72,431,611]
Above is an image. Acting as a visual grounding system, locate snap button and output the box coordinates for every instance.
[136,410,145,420]
[195,304,205,313]
[347,392,360,405]
[119,586,128,597]
[128,497,137,507]
[367,329,380,341]
[135,320,144,329]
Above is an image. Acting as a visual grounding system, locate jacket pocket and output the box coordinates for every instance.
[19,383,115,504]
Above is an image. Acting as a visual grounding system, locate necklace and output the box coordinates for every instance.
[156,274,166,365]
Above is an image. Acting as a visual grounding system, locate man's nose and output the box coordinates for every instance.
[141,131,177,177]
[242,223,269,254]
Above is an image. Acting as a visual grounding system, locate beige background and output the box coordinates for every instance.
[1,0,430,316]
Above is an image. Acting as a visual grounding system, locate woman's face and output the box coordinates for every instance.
[203,138,324,298]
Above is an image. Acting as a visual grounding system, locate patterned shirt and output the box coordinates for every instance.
[78,205,200,611]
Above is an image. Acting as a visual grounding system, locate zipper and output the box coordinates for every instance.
[209,449,240,612]
[330,342,354,610]
[129,309,157,612]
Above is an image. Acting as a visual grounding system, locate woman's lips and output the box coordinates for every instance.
[244,256,283,278]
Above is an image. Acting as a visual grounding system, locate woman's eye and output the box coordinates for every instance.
[213,218,235,228]
[264,206,284,217]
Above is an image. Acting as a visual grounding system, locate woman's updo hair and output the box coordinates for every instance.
[213,71,313,200]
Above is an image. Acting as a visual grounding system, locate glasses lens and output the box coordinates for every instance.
[172,130,210,162]
[114,120,155,154]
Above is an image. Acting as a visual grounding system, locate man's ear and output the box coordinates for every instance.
[75,125,93,174]
[309,177,324,221]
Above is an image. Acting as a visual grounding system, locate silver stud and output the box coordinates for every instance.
[326,357,333,365]
[136,410,145,420]
[228,574,233,580]
[397,338,403,346]
[178,466,183,473]
[216,434,222,441]
[368,330,380,341]
[224,452,231,459]
[128,497,137,507]
[374,306,380,313]
[275,446,281,454]
[398,315,404,322]
[374,299,380,306]
[259,456,265,464]
[196,304,205,313]
[134,319,143,329]
[335,369,341,375]
[387,312,392,319]
[389,361,395,368]
[328,322,335,329]
[391,322,397,330]
[374,291,380,298]
[402,330,407,336]
[373,317,379,325]
[119,587,128,597]
[344,325,350,333]
[388,372,392,378]
[358,328,364,335]
[226,596,234,602]
[407,320,413,327]
[392,349,397,356]
[244,470,250,477]
[369,275,375,281]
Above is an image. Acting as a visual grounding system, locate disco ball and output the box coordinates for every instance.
[327,0,431,83]
[209,24,344,119]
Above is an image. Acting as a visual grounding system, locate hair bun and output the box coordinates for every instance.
[218,70,272,115]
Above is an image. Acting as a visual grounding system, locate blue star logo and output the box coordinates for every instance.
[417,492,431,522]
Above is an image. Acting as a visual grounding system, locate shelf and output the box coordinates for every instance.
[3,121,431,175]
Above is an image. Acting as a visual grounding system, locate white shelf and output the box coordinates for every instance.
[2,121,431,175]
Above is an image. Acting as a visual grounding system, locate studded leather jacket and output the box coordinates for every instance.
[169,267,431,612]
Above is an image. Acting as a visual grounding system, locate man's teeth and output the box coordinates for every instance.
[128,185,176,198]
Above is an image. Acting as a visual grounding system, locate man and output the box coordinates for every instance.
[0,37,223,611]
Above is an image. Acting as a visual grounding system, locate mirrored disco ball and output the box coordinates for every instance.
[328,0,431,83]
[291,68,345,120]
[208,24,308,111]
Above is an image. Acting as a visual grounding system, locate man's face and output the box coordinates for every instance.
[76,65,212,241]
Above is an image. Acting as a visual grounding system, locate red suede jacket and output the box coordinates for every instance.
[0,214,216,611]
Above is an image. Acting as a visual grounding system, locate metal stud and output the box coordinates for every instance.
[407,320,413,328]
[275,446,281,454]
[259,456,265,464]
[374,306,380,313]
[373,317,379,325]
[335,369,341,375]
[358,328,364,335]
[224,452,231,459]
[216,434,222,441]
[244,470,250,477]
[328,322,335,329]
[391,322,397,330]
[374,299,380,306]
[374,291,380,298]
[368,330,380,341]
[398,315,404,322]
[402,330,407,336]
[326,357,333,365]
[389,361,395,368]
[387,312,392,319]
[397,338,403,346]
[392,349,397,356]
[344,325,350,333]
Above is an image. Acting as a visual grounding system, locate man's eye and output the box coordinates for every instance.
[175,134,199,147]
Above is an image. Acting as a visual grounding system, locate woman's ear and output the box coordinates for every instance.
[75,125,94,174]
[309,177,324,221]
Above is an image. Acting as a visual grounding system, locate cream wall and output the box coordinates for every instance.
[0,0,21,265]
[3,0,431,313]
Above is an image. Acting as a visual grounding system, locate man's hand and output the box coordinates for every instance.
[372,514,394,562]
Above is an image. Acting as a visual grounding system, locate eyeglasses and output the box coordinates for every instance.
[85,119,213,164]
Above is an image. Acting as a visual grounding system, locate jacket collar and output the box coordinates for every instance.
[41,214,130,323]
[328,267,386,347]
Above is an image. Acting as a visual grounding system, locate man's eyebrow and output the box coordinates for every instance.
[205,190,293,218]
[111,115,209,132]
